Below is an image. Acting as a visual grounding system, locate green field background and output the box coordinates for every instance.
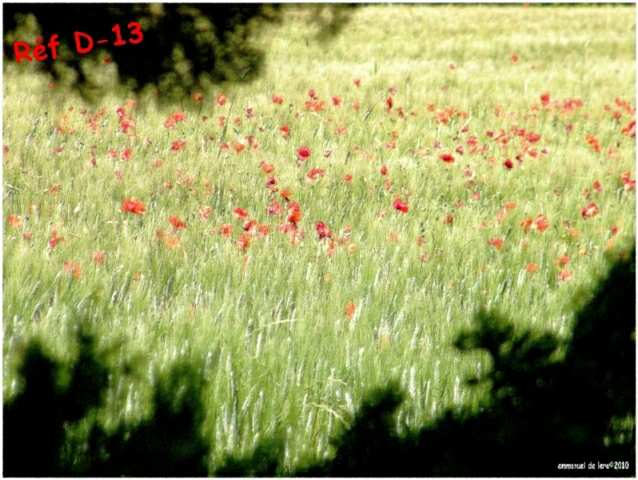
[3,4,635,471]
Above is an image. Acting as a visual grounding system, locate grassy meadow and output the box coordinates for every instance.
[3,4,636,471]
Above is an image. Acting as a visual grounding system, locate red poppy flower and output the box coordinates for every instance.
[49,230,65,248]
[171,111,186,123]
[532,214,549,233]
[121,197,146,215]
[267,200,284,217]
[235,233,249,250]
[306,168,325,181]
[526,131,541,143]
[511,54,518,62]
[503,159,513,170]
[540,92,551,106]
[345,301,357,320]
[243,219,258,232]
[585,134,601,153]
[621,119,636,137]
[316,221,333,240]
[287,201,302,223]
[121,147,133,161]
[621,171,636,191]
[581,202,599,219]
[526,262,538,273]
[593,180,602,193]
[380,165,388,176]
[272,94,283,105]
[169,215,187,232]
[247,136,259,149]
[92,250,105,266]
[558,269,574,282]
[392,198,409,213]
[344,174,353,184]
[555,254,571,267]
[216,93,227,106]
[353,78,361,88]
[219,224,233,238]
[257,224,270,237]
[440,153,455,163]
[280,189,292,202]
[488,238,504,250]
[7,214,22,229]
[332,96,341,106]
[442,213,454,224]
[171,139,187,152]
[231,141,245,154]
[384,96,393,112]
[233,207,250,220]
[297,146,311,160]
[304,100,325,112]
[260,161,275,174]
[280,125,290,140]
[64,261,82,280]
[193,93,202,102]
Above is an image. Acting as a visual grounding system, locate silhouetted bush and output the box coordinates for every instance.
[216,435,285,477]
[4,331,110,477]
[84,362,210,477]
[4,246,634,476]
[3,330,211,477]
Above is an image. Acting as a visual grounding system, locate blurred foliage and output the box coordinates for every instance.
[4,244,634,476]
[4,328,211,476]
[3,4,358,102]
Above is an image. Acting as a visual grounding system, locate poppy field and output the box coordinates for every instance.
[3,4,636,472]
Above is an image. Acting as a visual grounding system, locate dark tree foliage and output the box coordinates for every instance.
[3,4,358,102]
[3,330,211,477]
[3,246,634,476]
[84,363,210,477]
[3,332,110,477]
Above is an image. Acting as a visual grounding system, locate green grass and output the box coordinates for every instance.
[3,4,636,472]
